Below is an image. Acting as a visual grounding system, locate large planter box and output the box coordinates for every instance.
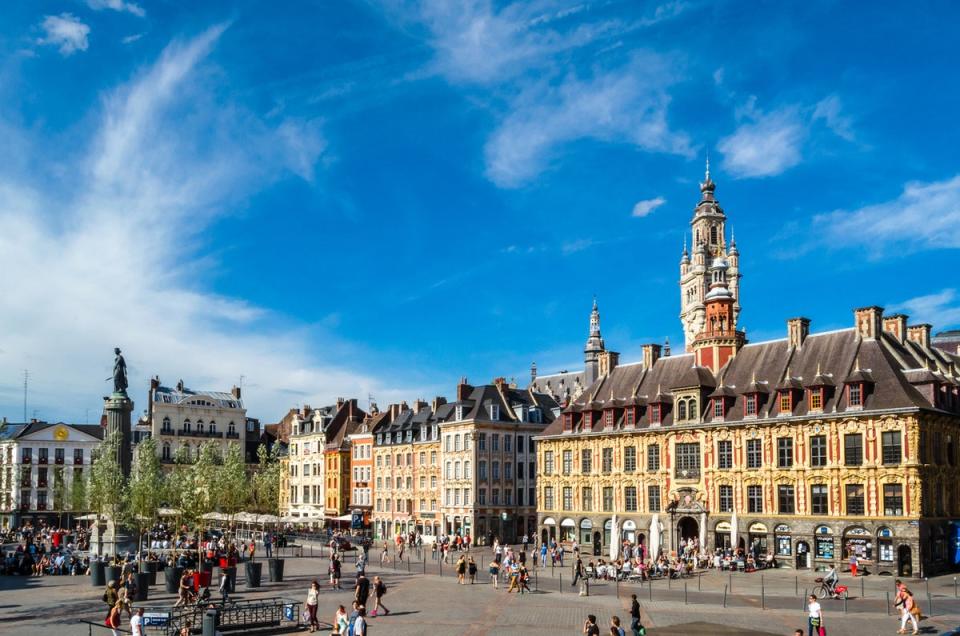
[90,561,105,587]
[104,565,122,586]
[145,560,158,585]
[165,566,184,594]
[245,561,262,588]
[134,572,151,601]
[267,558,284,582]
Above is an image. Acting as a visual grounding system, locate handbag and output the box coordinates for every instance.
[818,627,826,636]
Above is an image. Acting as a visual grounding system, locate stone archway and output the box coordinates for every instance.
[678,516,699,544]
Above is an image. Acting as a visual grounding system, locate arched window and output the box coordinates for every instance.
[209,420,216,433]
[710,225,718,245]
[406,452,412,465]
[678,400,687,420]
[464,461,471,478]
[197,419,204,433]
[454,461,461,479]
[183,419,191,432]
[162,442,171,460]
[445,461,452,479]
[688,398,698,417]
[162,417,171,432]
[455,434,461,451]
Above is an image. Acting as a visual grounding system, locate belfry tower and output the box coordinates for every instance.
[584,298,606,386]
[679,160,741,350]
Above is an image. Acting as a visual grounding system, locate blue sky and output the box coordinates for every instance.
[1,0,959,423]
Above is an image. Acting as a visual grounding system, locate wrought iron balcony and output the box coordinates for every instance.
[225,431,240,439]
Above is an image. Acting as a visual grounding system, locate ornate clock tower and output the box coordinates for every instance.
[679,160,741,351]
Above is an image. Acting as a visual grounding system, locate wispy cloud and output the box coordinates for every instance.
[122,33,145,44]
[813,94,854,141]
[87,0,146,18]
[0,24,418,421]
[813,174,960,255]
[632,196,666,217]
[37,13,90,56]
[717,99,806,178]
[891,288,960,328]
[484,54,693,187]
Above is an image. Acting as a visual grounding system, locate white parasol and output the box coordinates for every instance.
[730,511,738,550]
[609,514,619,561]
[649,514,660,558]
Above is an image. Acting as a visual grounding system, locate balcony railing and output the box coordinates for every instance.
[22,457,31,464]
[225,432,240,439]
[36,503,46,511]
[38,457,48,464]
[55,458,64,465]
[674,467,700,480]
[74,457,83,465]
[37,481,48,489]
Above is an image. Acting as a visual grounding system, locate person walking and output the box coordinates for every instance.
[105,600,122,636]
[489,559,501,589]
[352,606,368,636]
[456,555,467,584]
[305,579,320,633]
[264,532,272,559]
[330,555,342,590]
[540,542,548,568]
[371,575,390,617]
[130,607,144,636]
[355,572,371,608]
[806,594,823,636]
[332,605,349,636]
[218,567,230,604]
[897,586,920,634]
[629,593,644,636]
[380,542,389,566]
[468,556,477,583]
[849,550,858,578]
[572,556,584,587]
[610,616,625,636]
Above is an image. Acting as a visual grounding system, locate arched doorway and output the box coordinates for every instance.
[593,531,602,556]
[898,545,912,577]
[795,541,811,569]
[678,516,699,546]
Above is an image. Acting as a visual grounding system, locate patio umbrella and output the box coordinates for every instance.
[609,515,619,561]
[649,514,660,557]
[730,512,738,550]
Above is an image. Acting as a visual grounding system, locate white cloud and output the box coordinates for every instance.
[0,25,417,423]
[717,100,806,178]
[812,94,854,141]
[484,54,693,187]
[631,196,666,217]
[87,0,146,17]
[37,13,90,56]
[813,174,960,254]
[891,289,960,329]
[122,33,145,44]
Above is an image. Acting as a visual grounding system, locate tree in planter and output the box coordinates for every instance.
[88,430,128,556]
[52,466,67,528]
[183,441,221,568]
[128,437,165,569]
[70,467,88,518]
[250,443,281,560]
[217,442,249,546]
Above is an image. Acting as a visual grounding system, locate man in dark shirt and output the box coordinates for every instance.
[630,594,644,636]
[354,573,370,607]
[583,614,600,636]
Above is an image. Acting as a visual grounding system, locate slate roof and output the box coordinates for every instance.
[529,369,586,404]
[0,421,104,441]
[541,327,960,438]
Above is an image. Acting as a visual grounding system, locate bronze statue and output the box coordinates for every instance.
[113,347,128,394]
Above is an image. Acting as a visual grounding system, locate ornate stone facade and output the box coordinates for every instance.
[535,172,960,577]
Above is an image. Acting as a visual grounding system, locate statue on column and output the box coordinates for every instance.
[113,347,128,395]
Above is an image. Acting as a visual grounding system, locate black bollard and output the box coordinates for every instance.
[684,581,688,605]
[723,584,728,608]
[886,590,891,616]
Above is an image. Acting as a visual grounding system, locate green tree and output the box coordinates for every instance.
[70,467,88,516]
[88,430,128,554]
[250,443,281,517]
[217,442,249,537]
[128,436,165,565]
[52,466,67,527]
[182,441,221,565]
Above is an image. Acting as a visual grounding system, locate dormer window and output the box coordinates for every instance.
[583,412,592,431]
[848,383,862,407]
[745,394,757,416]
[675,396,698,423]
[713,398,725,419]
[809,388,823,411]
[604,410,614,428]
[625,408,636,428]
[779,391,793,414]
[455,405,464,421]
[650,404,662,425]
[563,413,573,431]
[489,404,500,420]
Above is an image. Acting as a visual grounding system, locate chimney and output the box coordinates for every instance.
[907,324,932,348]
[598,351,620,376]
[432,396,447,412]
[530,362,537,383]
[787,317,811,349]
[457,377,473,401]
[883,314,908,344]
[400,400,409,412]
[150,376,160,391]
[388,403,401,419]
[854,306,884,340]
[641,344,662,370]
[301,404,311,418]
[348,398,358,418]
[663,337,671,357]
[413,399,428,414]
[176,379,184,392]
[231,385,241,400]
[336,397,345,410]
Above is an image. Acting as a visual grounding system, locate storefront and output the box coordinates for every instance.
[714,521,732,551]
[542,517,556,544]
[604,519,613,547]
[774,524,792,558]
[580,519,593,545]
[877,527,895,566]
[842,526,873,561]
[748,522,769,556]
[815,525,835,561]
[560,517,576,542]
[622,519,637,543]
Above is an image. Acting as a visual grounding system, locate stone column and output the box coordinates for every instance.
[103,392,134,479]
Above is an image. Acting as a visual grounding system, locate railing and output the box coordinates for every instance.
[38,457,48,464]
[75,457,84,465]
[22,457,31,464]
[225,432,240,439]
[143,597,301,636]
[55,457,64,464]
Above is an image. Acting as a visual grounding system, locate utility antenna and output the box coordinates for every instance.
[23,370,29,423]
[368,394,375,411]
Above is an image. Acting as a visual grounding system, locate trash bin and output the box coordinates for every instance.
[245,561,262,588]
[90,561,106,587]
[165,566,184,594]
[194,569,212,592]
[134,572,151,602]
[268,558,284,582]
[104,565,121,585]
[145,560,158,585]
[202,608,219,636]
